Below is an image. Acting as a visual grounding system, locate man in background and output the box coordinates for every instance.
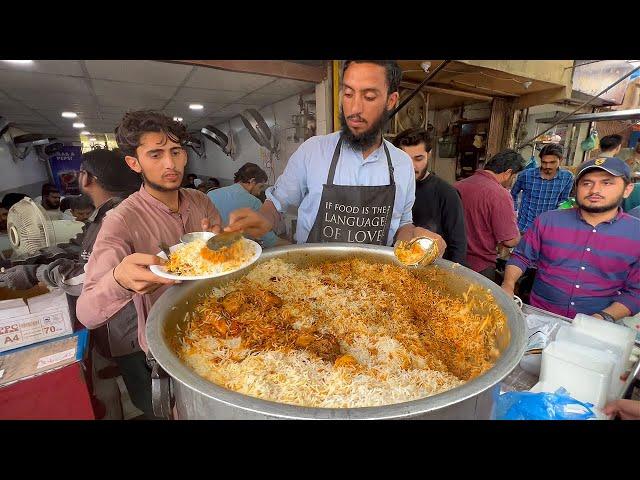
[0,203,8,234]
[184,173,197,189]
[209,163,288,248]
[208,177,221,190]
[455,149,525,282]
[511,143,573,234]
[40,183,63,220]
[597,134,623,158]
[70,194,95,223]
[392,128,466,264]
[502,157,639,320]
[0,149,153,416]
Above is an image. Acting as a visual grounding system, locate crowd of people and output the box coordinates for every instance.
[0,59,638,419]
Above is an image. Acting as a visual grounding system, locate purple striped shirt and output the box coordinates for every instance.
[507,208,640,318]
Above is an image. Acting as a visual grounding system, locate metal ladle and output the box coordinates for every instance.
[394,236,440,267]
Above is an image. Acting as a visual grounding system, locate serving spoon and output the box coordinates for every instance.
[394,236,439,267]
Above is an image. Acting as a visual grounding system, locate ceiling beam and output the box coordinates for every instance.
[399,81,492,102]
[165,60,326,83]
[515,86,570,109]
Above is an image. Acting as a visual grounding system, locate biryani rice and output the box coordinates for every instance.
[165,239,253,276]
[175,258,506,408]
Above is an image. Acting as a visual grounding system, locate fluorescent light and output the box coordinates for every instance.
[80,131,90,135]
[173,116,184,122]
[73,122,86,128]
[3,60,33,65]
[189,104,204,110]
[61,112,77,119]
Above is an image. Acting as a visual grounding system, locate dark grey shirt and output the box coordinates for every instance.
[413,173,467,265]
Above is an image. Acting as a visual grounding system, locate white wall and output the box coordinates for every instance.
[315,77,331,136]
[188,92,317,186]
[0,137,50,199]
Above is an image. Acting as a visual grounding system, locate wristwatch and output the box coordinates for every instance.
[597,311,615,322]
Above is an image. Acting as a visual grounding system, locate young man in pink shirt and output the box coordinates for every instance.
[76,111,222,352]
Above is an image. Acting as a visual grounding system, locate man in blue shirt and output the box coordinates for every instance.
[511,143,573,233]
[223,60,445,252]
[208,163,286,248]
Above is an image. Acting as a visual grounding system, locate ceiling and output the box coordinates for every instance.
[399,60,562,97]
[397,60,568,112]
[0,60,316,140]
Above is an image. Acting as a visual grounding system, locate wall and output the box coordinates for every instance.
[187,92,316,186]
[315,76,332,136]
[0,137,51,200]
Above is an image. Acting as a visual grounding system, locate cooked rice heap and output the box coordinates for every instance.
[165,239,252,276]
[175,258,506,408]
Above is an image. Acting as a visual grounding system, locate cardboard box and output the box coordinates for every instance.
[0,288,74,353]
[0,329,88,388]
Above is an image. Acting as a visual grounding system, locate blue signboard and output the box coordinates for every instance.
[48,146,82,196]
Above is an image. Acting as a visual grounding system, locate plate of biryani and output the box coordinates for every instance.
[150,236,261,281]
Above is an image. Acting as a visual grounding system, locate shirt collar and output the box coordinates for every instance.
[342,136,386,165]
[417,171,433,184]
[576,207,625,226]
[89,196,120,222]
[138,184,190,216]
[536,167,560,180]
[230,183,246,194]
[475,169,501,185]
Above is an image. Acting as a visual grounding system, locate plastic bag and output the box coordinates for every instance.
[558,198,577,210]
[492,387,596,420]
[581,129,598,152]
[519,314,561,375]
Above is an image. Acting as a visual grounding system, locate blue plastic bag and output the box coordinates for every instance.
[493,387,596,420]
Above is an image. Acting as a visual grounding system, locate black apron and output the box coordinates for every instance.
[307,135,396,245]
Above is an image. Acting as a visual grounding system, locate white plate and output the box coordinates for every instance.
[149,238,262,281]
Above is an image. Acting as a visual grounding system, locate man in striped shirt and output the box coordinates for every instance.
[502,157,640,320]
[511,143,574,233]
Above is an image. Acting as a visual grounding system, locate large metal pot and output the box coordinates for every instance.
[146,243,526,419]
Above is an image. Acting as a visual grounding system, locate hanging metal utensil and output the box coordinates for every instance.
[201,125,231,156]
[240,109,274,152]
[185,132,205,157]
